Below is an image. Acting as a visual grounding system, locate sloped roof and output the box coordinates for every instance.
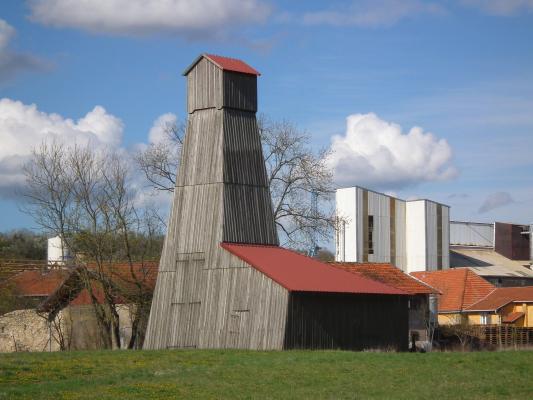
[7,269,68,297]
[466,286,533,312]
[502,311,525,323]
[330,262,438,295]
[183,54,260,76]
[221,243,406,295]
[450,247,533,278]
[411,269,495,312]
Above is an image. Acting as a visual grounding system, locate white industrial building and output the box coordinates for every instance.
[335,186,450,273]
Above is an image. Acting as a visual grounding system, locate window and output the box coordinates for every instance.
[368,215,374,255]
[480,313,491,325]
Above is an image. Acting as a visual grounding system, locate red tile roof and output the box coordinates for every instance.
[502,311,525,323]
[221,243,406,295]
[7,269,68,297]
[466,286,533,312]
[411,269,495,312]
[7,263,158,311]
[330,262,438,295]
[183,54,260,76]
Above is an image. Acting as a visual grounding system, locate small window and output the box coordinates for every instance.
[480,314,491,325]
[368,215,374,255]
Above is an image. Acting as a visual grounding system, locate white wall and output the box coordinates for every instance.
[335,188,358,262]
[406,200,427,273]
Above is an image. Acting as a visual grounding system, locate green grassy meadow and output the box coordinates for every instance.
[0,349,532,399]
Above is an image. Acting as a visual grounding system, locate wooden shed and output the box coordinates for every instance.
[143,54,409,351]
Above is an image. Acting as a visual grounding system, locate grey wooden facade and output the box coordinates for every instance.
[144,55,408,351]
[144,55,283,350]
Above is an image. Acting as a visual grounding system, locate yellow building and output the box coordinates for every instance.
[465,287,533,327]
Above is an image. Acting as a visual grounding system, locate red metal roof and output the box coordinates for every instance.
[466,286,533,312]
[183,54,260,76]
[330,262,438,295]
[221,243,406,295]
[411,269,495,312]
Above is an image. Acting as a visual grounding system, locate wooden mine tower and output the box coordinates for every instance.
[143,54,279,349]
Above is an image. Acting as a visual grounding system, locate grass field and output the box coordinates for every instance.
[1,349,532,399]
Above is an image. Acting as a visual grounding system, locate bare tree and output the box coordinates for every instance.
[135,115,335,248]
[22,141,163,350]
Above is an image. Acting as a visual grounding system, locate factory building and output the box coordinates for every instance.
[335,186,450,273]
[450,221,533,287]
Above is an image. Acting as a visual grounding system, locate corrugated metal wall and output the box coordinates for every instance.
[367,190,391,263]
[450,221,494,247]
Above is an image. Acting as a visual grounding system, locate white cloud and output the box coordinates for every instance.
[149,113,177,144]
[28,0,271,37]
[0,98,124,197]
[461,0,533,16]
[478,192,515,213]
[327,113,457,189]
[302,0,444,27]
[0,19,48,83]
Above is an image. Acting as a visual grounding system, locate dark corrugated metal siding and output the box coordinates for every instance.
[283,292,408,351]
[495,222,530,260]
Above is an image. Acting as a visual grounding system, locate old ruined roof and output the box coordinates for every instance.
[3,263,159,319]
[466,286,533,312]
[183,53,261,76]
[6,269,68,297]
[411,268,495,313]
[221,243,406,295]
[330,262,438,295]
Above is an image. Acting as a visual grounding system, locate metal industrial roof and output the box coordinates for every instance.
[183,54,260,76]
[221,243,406,295]
[330,262,438,295]
[450,247,533,278]
[411,269,495,313]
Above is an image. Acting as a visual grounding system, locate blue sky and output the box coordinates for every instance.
[1,0,533,235]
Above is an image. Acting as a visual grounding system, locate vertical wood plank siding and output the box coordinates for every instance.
[144,56,284,350]
[283,292,408,351]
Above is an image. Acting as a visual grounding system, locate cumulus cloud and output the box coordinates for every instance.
[28,0,271,38]
[302,0,444,27]
[478,192,515,213]
[148,113,178,144]
[0,19,48,83]
[461,0,533,16]
[0,98,124,197]
[327,113,457,189]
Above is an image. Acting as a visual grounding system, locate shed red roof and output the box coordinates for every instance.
[183,54,260,76]
[330,262,438,295]
[466,286,533,312]
[411,269,495,312]
[221,243,406,295]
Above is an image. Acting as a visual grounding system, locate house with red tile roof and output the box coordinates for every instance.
[411,268,496,325]
[331,262,438,344]
[466,286,533,327]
